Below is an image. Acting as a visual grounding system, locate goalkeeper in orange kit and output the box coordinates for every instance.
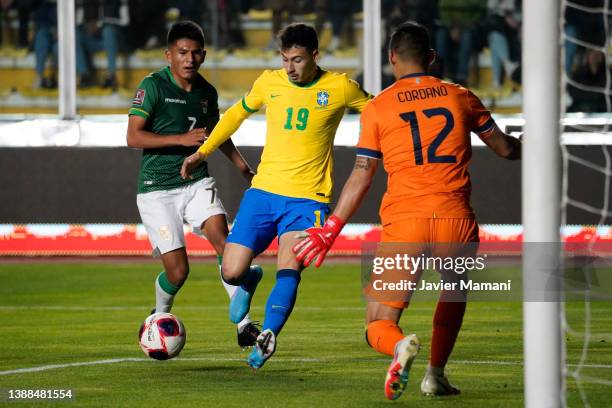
[293,21,521,400]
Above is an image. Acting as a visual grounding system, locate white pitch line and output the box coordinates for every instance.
[0,357,322,376]
[568,363,612,369]
[455,360,612,369]
[0,358,145,376]
[454,359,520,366]
[3,357,612,377]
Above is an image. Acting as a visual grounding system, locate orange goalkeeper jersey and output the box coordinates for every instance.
[356,73,496,224]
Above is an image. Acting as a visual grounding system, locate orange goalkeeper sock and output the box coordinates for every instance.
[366,320,405,357]
[430,301,466,368]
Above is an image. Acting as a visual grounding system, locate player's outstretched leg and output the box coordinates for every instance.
[229,265,263,324]
[421,365,460,396]
[247,329,276,369]
[384,334,421,400]
[201,214,262,346]
[246,269,300,369]
[216,256,261,346]
[365,303,416,400]
[261,269,300,334]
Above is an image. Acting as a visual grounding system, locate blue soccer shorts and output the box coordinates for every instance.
[226,188,330,255]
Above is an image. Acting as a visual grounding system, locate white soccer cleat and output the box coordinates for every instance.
[384,334,421,400]
[420,369,460,396]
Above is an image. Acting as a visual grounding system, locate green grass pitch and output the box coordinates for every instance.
[0,261,610,407]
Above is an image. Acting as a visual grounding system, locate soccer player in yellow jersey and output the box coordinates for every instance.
[181,23,372,369]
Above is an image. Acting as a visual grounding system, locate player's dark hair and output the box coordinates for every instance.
[277,23,318,53]
[167,20,205,47]
[389,21,431,67]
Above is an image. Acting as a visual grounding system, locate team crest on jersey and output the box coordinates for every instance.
[316,90,329,107]
[132,88,145,105]
[158,225,172,241]
[201,99,208,114]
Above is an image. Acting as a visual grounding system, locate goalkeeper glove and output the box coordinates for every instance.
[292,215,345,267]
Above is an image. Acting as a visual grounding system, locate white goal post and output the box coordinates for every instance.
[522,0,564,407]
[363,0,382,95]
[57,0,77,120]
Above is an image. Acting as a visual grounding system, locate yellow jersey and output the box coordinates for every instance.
[197,68,372,202]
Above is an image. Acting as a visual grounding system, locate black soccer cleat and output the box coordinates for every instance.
[237,322,261,348]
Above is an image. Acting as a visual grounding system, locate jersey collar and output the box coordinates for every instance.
[164,66,201,92]
[164,66,181,88]
[399,72,428,80]
[288,66,324,88]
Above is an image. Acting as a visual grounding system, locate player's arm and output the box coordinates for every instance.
[218,138,255,182]
[481,125,522,160]
[181,72,268,180]
[332,156,379,221]
[344,77,373,113]
[205,97,255,182]
[126,114,206,149]
[197,99,253,157]
[180,101,254,179]
[468,89,521,160]
[293,155,379,267]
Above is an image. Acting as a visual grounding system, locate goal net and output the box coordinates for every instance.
[561,1,612,407]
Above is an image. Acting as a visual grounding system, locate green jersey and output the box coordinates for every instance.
[129,67,219,193]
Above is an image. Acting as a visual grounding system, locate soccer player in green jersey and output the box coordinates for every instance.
[180,23,372,369]
[127,21,261,347]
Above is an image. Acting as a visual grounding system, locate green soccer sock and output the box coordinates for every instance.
[155,271,179,313]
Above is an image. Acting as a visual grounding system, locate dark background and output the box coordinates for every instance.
[0,146,605,225]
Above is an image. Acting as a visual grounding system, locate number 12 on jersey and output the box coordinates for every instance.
[400,107,456,165]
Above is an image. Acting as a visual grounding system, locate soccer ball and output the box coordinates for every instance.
[138,312,186,360]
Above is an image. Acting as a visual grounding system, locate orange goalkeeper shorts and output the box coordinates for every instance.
[376,217,479,309]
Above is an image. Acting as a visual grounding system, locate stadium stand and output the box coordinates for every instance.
[0,2,529,115]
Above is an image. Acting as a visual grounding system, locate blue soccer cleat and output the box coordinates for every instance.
[247,329,276,370]
[229,265,263,324]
